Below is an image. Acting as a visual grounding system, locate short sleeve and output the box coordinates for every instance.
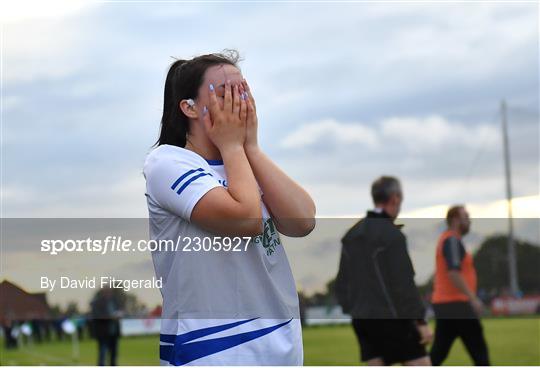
[442,236,465,270]
[145,152,222,221]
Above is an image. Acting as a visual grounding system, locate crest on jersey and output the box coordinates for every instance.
[252,218,281,256]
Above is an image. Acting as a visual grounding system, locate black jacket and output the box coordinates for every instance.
[335,210,426,319]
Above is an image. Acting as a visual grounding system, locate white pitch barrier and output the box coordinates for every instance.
[305,306,351,326]
[120,318,161,336]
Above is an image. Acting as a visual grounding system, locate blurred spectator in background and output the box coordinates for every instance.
[90,288,122,366]
[2,319,18,349]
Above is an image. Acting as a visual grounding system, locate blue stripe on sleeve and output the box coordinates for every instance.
[171,168,204,191]
[176,172,212,195]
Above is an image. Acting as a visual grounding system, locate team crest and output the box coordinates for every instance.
[252,218,281,256]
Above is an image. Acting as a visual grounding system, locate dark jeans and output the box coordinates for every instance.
[97,336,118,366]
[430,302,490,366]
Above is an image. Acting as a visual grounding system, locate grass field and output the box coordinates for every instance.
[1,319,539,366]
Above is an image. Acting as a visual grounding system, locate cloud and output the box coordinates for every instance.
[380,115,500,153]
[2,96,22,111]
[2,175,147,218]
[280,118,379,149]
[280,115,500,153]
[1,2,537,220]
[0,0,92,23]
[402,194,540,219]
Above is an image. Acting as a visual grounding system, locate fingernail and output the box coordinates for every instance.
[242,92,247,100]
[203,106,208,115]
[209,84,214,92]
[241,93,245,101]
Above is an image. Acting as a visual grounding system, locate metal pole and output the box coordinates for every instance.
[500,100,520,296]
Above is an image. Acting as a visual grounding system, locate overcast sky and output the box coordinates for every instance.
[1,1,538,303]
[2,1,538,218]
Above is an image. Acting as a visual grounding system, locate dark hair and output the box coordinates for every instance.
[371,176,401,204]
[155,50,240,147]
[446,205,465,226]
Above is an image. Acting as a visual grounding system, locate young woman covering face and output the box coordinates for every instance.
[144,51,316,366]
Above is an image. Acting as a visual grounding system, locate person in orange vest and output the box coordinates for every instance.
[430,205,490,366]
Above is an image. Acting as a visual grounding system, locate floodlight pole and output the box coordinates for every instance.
[500,100,520,296]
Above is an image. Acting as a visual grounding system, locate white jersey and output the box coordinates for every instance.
[143,144,302,366]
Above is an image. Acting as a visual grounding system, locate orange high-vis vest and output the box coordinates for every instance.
[432,230,477,304]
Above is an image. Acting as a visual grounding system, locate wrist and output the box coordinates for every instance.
[244,143,261,157]
[219,144,245,157]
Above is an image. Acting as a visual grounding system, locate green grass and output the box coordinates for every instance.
[302,319,540,365]
[1,318,539,365]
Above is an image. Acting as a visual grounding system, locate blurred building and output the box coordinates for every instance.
[0,280,51,324]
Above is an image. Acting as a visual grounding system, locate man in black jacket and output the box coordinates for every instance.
[335,176,432,365]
